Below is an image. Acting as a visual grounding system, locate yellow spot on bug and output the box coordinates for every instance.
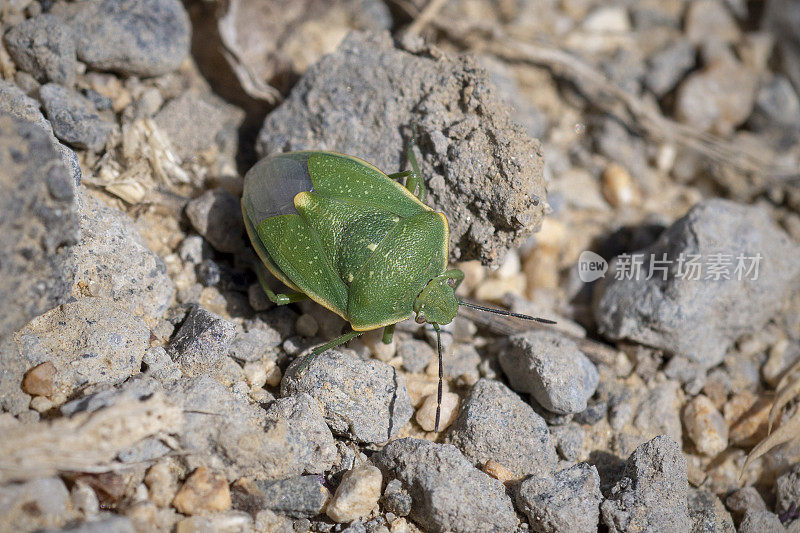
[347,273,354,283]
[367,243,377,251]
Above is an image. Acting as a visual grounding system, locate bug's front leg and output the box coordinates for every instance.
[382,323,395,344]
[255,262,309,305]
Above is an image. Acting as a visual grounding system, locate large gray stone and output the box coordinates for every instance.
[0,114,78,339]
[446,378,557,478]
[281,350,413,444]
[501,330,599,414]
[601,435,690,533]
[373,438,517,533]
[257,31,545,266]
[4,14,77,85]
[39,83,115,151]
[595,199,800,368]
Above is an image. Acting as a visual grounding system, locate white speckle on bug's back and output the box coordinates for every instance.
[367,243,377,251]
[347,273,354,283]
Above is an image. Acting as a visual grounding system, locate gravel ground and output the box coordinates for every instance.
[2,0,800,532]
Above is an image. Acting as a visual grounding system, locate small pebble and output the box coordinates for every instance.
[264,361,282,387]
[481,459,515,483]
[243,361,268,389]
[29,395,53,413]
[71,480,99,517]
[725,486,766,522]
[415,392,460,432]
[398,338,434,373]
[683,395,728,456]
[326,463,383,523]
[361,329,397,362]
[172,466,231,515]
[145,462,178,508]
[296,313,319,338]
[601,163,639,207]
[723,391,770,447]
[22,361,56,396]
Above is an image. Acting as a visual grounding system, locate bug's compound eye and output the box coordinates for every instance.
[415,313,426,324]
[446,278,456,288]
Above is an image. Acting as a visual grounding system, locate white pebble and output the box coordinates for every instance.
[415,392,460,432]
[264,361,282,387]
[326,463,382,523]
[29,395,53,413]
[243,361,267,389]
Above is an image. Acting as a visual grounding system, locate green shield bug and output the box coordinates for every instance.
[242,138,555,431]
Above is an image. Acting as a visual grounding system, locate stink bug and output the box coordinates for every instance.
[241,139,554,431]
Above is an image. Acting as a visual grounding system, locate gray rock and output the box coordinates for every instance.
[257,31,546,266]
[228,319,282,363]
[0,477,72,532]
[4,14,77,85]
[169,376,334,480]
[0,81,82,184]
[685,0,740,45]
[595,199,800,368]
[381,478,412,517]
[501,330,599,415]
[256,475,331,518]
[14,297,149,394]
[776,463,800,516]
[0,114,78,339]
[185,188,246,254]
[738,510,785,533]
[261,393,338,476]
[168,306,236,377]
[689,489,734,533]
[724,486,766,523]
[141,346,182,382]
[281,350,413,444]
[373,438,518,533]
[0,336,30,414]
[601,435,690,533]
[443,343,481,383]
[550,424,586,461]
[70,193,174,321]
[674,60,758,136]
[515,463,602,533]
[446,379,557,478]
[397,338,433,373]
[62,0,190,77]
[645,40,696,97]
[60,373,162,416]
[154,92,244,161]
[752,74,800,128]
[39,83,115,151]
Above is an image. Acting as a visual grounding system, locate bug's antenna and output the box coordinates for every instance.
[433,323,443,433]
[458,300,557,324]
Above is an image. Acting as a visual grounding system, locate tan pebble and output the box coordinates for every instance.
[415,392,459,432]
[250,388,270,402]
[474,274,526,303]
[683,395,728,456]
[762,339,792,387]
[296,313,319,338]
[22,361,56,396]
[29,395,53,413]
[255,509,293,532]
[724,391,770,447]
[326,463,382,522]
[482,459,516,483]
[264,361,282,387]
[71,480,99,516]
[523,248,560,292]
[404,374,440,407]
[172,466,231,515]
[495,250,521,279]
[602,163,639,207]
[145,461,178,507]
[455,260,486,294]
[243,361,268,389]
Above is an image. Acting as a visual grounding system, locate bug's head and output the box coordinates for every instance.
[413,274,460,326]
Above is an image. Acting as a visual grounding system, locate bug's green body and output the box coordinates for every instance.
[242,144,553,432]
[242,151,453,331]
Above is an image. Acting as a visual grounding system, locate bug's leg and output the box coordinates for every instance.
[388,170,412,181]
[295,329,365,374]
[382,323,395,344]
[255,262,309,305]
[404,137,426,202]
